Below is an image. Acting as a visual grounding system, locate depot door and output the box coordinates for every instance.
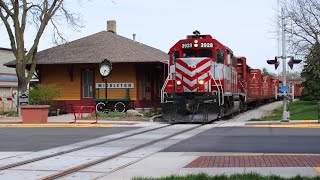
[81,69,94,102]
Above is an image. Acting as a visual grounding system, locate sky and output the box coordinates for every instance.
[0,0,282,73]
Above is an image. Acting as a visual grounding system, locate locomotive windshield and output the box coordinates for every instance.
[182,49,213,58]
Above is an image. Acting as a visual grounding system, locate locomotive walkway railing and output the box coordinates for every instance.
[161,74,171,103]
[238,81,247,102]
[213,65,225,105]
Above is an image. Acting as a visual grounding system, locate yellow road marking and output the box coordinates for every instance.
[301,120,315,122]
[0,123,114,128]
[248,124,320,128]
[314,167,320,174]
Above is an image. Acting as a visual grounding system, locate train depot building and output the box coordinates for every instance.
[6,21,168,113]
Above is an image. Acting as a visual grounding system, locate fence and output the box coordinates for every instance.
[0,97,17,113]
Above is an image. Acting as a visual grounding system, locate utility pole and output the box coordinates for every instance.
[281,8,290,122]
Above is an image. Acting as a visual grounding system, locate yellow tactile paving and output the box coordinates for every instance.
[314,167,320,174]
[0,123,114,128]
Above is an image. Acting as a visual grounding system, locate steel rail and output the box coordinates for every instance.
[0,124,172,171]
[41,124,203,180]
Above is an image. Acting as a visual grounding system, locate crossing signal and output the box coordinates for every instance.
[267,57,280,70]
[288,57,302,69]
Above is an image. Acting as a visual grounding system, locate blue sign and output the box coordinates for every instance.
[281,86,289,93]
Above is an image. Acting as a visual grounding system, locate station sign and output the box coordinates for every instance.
[95,83,134,89]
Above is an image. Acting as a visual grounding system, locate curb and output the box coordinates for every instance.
[150,114,163,122]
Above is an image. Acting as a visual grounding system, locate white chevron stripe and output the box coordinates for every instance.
[176,61,211,75]
[176,73,209,88]
[177,58,208,67]
[182,81,210,92]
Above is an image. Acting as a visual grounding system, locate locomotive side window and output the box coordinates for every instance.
[171,51,180,63]
[216,49,224,63]
[173,51,180,58]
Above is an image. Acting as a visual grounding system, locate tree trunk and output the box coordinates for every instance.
[15,57,28,114]
[18,76,28,94]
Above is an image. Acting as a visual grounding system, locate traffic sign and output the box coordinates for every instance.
[19,93,29,106]
[281,86,289,93]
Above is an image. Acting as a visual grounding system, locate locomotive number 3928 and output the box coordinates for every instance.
[200,42,214,48]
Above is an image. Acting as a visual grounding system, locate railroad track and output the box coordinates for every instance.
[0,124,171,171]
[0,123,211,180]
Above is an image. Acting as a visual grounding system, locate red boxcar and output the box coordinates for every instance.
[271,78,280,99]
[262,76,272,99]
[247,69,262,102]
[237,57,248,95]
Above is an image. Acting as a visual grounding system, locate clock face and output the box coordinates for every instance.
[100,65,111,77]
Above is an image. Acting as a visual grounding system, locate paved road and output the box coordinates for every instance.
[163,127,320,154]
[0,127,138,151]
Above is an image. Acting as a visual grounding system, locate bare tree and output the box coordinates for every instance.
[262,67,277,77]
[0,0,82,95]
[280,0,320,55]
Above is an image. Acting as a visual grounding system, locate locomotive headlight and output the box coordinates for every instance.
[198,80,204,85]
[194,43,199,48]
[176,80,182,85]
[194,40,198,43]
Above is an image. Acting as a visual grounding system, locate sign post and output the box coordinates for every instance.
[19,93,29,106]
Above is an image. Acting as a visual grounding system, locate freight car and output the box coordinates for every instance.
[161,31,279,122]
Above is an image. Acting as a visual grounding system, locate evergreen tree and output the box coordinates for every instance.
[300,43,320,101]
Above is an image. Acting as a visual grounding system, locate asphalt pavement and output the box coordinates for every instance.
[0,127,138,151]
[163,127,320,154]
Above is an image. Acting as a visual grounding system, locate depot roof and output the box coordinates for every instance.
[5,31,169,66]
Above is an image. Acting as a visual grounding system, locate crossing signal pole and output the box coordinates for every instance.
[267,8,302,122]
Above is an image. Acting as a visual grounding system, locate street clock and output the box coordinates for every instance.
[99,59,112,77]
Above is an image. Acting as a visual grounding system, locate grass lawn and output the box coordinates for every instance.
[133,173,320,180]
[251,100,319,121]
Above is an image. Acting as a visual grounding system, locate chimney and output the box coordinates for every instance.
[107,20,116,34]
[133,34,136,41]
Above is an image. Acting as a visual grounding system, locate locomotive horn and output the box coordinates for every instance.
[193,30,200,35]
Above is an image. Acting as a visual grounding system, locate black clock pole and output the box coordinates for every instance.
[105,77,108,101]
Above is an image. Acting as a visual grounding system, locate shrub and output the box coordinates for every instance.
[29,84,61,105]
[4,111,19,117]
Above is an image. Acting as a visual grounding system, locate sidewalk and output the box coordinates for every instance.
[0,113,158,128]
[101,152,320,180]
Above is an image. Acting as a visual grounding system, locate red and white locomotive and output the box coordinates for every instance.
[161,31,285,122]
